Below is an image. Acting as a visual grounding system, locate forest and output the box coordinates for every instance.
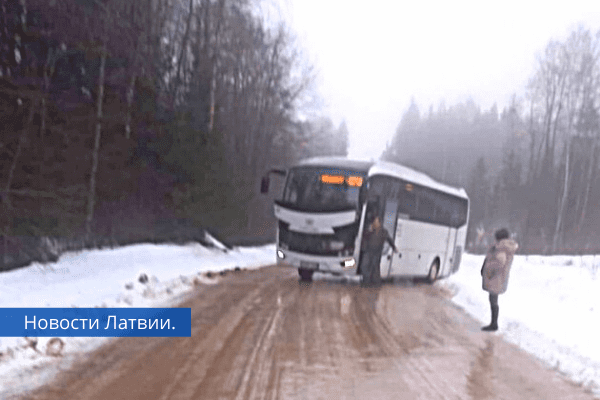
[0,0,348,270]
[383,26,600,254]
[2,1,598,271]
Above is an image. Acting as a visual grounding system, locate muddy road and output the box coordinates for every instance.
[19,266,595,400]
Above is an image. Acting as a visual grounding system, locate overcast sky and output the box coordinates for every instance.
[267,0,600,160]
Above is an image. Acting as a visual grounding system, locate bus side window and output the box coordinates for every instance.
[432,193,467,227]
[367,178,380,198]
[388,180,400,201]
[450,197,469,227]
[436,195,453,226]
[449,199,460,226]
[415,187,435,222]
[398,186,417,216]
[430,192,444,225]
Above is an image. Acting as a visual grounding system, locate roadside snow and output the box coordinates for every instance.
[1,244,599,398]
[441,253,600,397]
[0,242,275,398]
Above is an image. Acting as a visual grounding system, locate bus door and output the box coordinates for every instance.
[389,181,418,277]
[379,199,399,279]
[389,213,414,276]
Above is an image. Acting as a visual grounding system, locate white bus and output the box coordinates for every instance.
[261,157,469,282]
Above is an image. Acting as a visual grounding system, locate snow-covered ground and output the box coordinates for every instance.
[0,239,276,398]
[0,243,599,398]
[441,253,600,397]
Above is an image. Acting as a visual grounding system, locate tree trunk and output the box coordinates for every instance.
[40,96,46,148]
[577,139,597,231]
[207,0,226,132]
[172,0,193,107]
[552,139,571,252]
[85,45,107,239]
[125,73,136,139]
[3,98,36,209]
[524,97,534,184]
[539,85,556,177]
[38,47,53,184]
[208,62,216,131]
[548,76,567,169]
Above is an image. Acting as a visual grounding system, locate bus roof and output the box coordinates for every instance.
[369,161,468,199]
[295,157,468,199]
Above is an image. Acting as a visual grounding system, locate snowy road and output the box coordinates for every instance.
[16,265,595,400]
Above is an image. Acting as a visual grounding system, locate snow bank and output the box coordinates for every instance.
[2,243,599,398]
[0,242,275,398]
[442,253,600,396]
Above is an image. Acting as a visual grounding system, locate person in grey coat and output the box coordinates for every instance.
[480,228,519,331]
[360,215,397,284]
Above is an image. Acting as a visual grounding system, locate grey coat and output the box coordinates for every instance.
[481,238,519,295]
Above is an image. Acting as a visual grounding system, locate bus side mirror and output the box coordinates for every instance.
[260,176,270,194]
[260,168,285,194]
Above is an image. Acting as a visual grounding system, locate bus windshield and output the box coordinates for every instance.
[279,167,366,212]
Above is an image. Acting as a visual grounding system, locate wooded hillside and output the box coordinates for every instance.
[0,0,348,269]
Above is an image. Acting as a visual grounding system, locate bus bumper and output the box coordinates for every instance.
[275,249,358,275]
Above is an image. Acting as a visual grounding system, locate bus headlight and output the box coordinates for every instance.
[342,258,356,268]
[277,250,285,259]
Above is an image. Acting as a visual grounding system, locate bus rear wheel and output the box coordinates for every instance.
[298,268,314,282]
[426,260,439,284]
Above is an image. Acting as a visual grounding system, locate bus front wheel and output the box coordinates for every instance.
[298,268,314,282]
[426,260,439,284]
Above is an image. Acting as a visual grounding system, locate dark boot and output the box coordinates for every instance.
[482,305,499,331]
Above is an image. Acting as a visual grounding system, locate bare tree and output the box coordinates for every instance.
[3,98,37,209]
[85,43,106,239]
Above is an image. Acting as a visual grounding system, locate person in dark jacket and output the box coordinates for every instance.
[480,228,519,331]
[360,216,397,284]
